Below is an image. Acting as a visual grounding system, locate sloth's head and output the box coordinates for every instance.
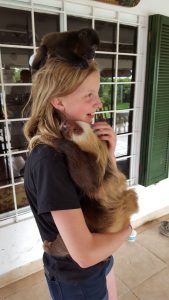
[60,120,84,140]
[60,120,109,170]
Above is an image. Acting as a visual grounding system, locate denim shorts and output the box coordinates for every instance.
[44,254,113,300]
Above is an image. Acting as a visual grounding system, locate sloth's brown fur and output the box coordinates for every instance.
[43,120,138,256]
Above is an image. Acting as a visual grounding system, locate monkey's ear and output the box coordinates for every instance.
[31,45,47,74]
[51,98,65,112]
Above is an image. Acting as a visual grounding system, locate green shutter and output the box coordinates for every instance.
[139,14,169,186]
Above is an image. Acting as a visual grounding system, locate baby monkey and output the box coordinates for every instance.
[32,28,99,73]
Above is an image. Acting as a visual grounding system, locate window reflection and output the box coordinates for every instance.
[0,121,27,154]
[0,156,12,186]
[67,16,92,31]
[116,84,134,110]
[117,158,130,179]
[119,25,137,53]
[6,86,31,119]
[16,184,29,209]
[1,48,32,84]
[0,187,14,213]
[0,152,27,187]
[34,12,60,46]
[0,87,4,120]
[9,121,27,152]
[118,56,136,82]
[12,153,27,183]
[96,54,116,81]
[0,122,9,154]
[95,112,114,126]
[95,21,117,52]
[99,84,114,111]
[115,135,131,157]
[116,111,133,133]
[0,7,32,45]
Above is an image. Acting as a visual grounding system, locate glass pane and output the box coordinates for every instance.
[115,135,131,157]
[95,21,117,52]
[67,16,92,31]
[34,12,60,46]
[9,121,27,152]
[116,84,135,110]
[117,158,130,179]
[96,54,116,81]
[0,156,12,186]
[116,111,133,134]
[0,7,32,45]
[5,86,31,119]
[1,48,32,83]
[95,112,114,126]
[0,122,9,154]
[119,25,137,53]
[99,84,114,111]
[0,186,14,213]
[16,184,29,209]
[12,153,26,183]
[0,87,4,120]
[118,56,136,82]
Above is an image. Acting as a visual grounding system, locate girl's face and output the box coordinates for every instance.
[52,71,102,124]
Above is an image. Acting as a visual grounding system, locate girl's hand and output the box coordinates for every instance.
[92,122,117,156]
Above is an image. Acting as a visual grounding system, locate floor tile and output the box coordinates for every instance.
[114,240,166,289]
[133,267,169,300]
[0,271,50,299]
[119,290,138,300]
[137,224,169,265]
[115,275,129,298]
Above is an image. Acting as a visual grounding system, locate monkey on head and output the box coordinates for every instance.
[31,28,99,74]
[43,120,138,256]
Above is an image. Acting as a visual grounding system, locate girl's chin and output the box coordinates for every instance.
[84,115,95,124]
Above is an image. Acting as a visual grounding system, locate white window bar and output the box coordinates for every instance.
[0,0,147,224]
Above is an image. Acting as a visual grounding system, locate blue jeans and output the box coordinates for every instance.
[44,256,113,300]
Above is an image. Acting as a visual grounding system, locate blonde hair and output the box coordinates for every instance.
[24,58,99,150]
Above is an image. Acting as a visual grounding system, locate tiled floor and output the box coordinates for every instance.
[1,214,169,300]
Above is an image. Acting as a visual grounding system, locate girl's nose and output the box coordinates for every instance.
[94,97,102,108]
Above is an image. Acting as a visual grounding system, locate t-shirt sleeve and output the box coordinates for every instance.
[33,152,81,214]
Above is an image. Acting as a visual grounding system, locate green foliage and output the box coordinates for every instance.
[100,76,131,110]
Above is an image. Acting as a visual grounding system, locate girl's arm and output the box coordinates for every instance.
[51,208,131,268]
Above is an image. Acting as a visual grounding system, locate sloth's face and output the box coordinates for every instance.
[60,120,84,140]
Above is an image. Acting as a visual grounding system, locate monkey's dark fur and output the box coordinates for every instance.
[43,120,138,256]
[32,28,99,73]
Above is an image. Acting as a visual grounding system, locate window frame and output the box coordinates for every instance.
[0,0,148,224]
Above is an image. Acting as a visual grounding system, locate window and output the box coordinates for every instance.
[0,0,147,222]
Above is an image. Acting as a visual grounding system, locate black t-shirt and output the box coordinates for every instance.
[24,144,81,242]
[24,143,113,281]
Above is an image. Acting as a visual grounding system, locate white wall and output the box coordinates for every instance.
[0,0,169,287]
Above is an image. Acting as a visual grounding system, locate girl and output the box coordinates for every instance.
[24,57,132,300]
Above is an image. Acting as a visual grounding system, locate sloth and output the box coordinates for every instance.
[43,120,138,256]
[32,28,99,73]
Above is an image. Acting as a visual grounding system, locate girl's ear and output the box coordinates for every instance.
[51,98,65,112]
